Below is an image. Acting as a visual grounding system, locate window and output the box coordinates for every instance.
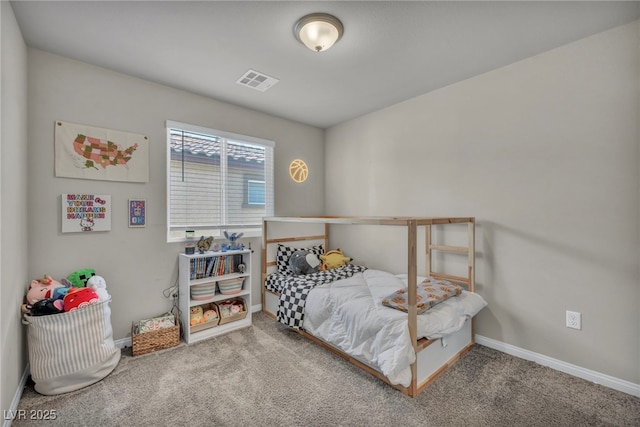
[166,120,274,241]
[246,179,265,205]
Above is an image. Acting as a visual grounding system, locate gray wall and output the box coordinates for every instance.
[325,21,639,384]
[1,1,29,417]
[26,49,325,343]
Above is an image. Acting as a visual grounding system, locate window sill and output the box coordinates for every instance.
[167,230,262,244]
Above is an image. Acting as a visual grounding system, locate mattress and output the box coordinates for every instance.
[301,269,487,387]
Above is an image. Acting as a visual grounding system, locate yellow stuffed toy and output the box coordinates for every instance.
[320,249,352,271]
[190,306,204,326]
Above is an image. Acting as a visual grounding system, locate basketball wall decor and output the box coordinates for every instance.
[289,159,308,183]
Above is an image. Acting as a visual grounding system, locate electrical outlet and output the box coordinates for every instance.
[566,310,581,330]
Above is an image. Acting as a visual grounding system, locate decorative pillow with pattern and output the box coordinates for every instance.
[382,277,462,314]
[276,244,324,275]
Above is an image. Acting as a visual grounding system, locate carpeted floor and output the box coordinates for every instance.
[13,312,640,427]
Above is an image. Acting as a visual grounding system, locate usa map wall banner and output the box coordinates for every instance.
[62,194,111,233]
[55,121,149,183]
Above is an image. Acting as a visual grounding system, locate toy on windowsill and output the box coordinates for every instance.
[197,236,213,253]
[222,231,244,251]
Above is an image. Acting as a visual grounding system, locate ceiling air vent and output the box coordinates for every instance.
[236,69,279,92]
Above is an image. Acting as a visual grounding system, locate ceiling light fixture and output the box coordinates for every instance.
[294,13,344,53]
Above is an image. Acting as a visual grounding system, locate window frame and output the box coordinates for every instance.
[166,120,275,242]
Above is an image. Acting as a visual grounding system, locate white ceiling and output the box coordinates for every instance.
[10,1,640,129]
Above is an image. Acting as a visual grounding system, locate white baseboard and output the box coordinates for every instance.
[114,337,132,349]
[2,365,30,427]
[475,334,640,398]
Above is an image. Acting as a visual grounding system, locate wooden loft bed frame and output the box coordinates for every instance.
[261,216,476,397]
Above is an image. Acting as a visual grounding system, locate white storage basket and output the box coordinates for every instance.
[23,299,121,395]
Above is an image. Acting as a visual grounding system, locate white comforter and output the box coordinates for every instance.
[302,269,487,387]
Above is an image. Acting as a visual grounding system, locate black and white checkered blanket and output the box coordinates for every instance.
[266,265,368,329]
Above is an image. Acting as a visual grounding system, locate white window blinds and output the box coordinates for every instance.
[166,120,274,241]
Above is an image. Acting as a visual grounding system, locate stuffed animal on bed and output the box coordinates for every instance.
[320,249,352,271]
[289,250,321,275]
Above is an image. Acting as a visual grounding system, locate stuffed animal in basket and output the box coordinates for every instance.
[190,306,204,326]
[319,249,352,271]
[63,287,99,312]
[87,275,109,302]
[51,286,71,301]
[203,308,218,323]
[26,275,65,304]
[66,268,96,288]
[28,298,65,316]
[230,301,244,314]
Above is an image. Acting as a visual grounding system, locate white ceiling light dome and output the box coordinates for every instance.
[294,13,344,53]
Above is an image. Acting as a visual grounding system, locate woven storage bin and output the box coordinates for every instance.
[190,303,220,333]
[132,314,180,356]
[216,298,247,325]
[24,299,120,395]
[190,282,216,301]
[217,276,245,295]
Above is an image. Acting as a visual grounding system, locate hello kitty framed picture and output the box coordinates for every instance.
[62,193,111,233]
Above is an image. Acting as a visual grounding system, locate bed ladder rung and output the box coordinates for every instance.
[430,245,468,254]
[430,272,470,285]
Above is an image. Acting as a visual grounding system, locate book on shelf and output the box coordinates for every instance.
[189,254,244,279]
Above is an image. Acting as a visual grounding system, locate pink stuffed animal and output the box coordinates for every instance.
[230,302,243,314]
[26,275,65,305]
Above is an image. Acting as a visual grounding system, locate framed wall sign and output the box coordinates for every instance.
[128,199,146,228]
[62,193,111,233]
